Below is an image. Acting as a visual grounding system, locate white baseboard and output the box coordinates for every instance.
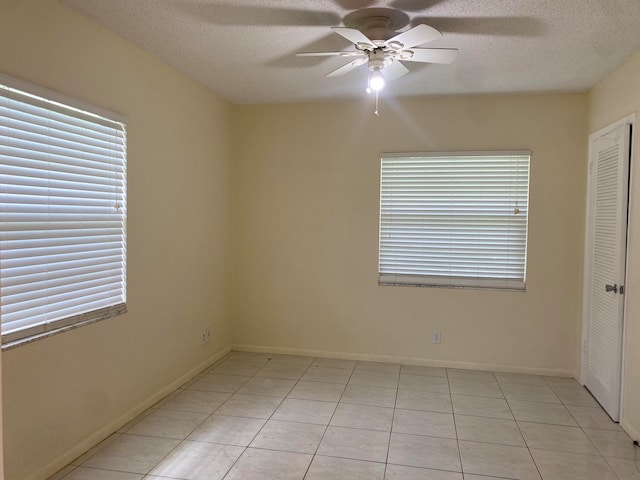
[620,418,640,444]
[231,344,576,378]
[33,344,232,480]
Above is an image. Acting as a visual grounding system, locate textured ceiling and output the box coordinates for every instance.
[60,0,640,104]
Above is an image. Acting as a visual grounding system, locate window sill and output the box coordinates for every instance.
[1,305,128,351]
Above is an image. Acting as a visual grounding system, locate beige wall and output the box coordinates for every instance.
[0,1,232,479]
[589,50,640,441]
[231,94,588,374]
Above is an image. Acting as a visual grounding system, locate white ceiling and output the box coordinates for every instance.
[60,0,640,104]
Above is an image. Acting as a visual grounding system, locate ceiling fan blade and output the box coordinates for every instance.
[390,0,447,12]
[326,58,368,77]
[381,61,410,81]
[403,48,459,64]
[331,27,375,47]
[296,51,364,57]
[386,24,442,48]
[332,0,376,9]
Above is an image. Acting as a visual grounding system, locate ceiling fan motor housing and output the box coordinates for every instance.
[368,49,392,71]
[361,15,395,42]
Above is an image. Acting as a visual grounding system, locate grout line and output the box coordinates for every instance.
[383,362,402,479]
[448,367,465,476]
[495,372,545,480]
[219,353,299,479]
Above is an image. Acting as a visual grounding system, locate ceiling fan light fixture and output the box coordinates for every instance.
[369,70,385,91]
[399,50,414,60]
[356,41,374,51]
[386,40,404,51]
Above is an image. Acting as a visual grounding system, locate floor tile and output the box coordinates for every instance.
[225,351,273,363]
[388,433,461,471]
[341,384,397,408]
[305,455,385,480]
[224,350,273,362]
[214,394,282,419]
[118,410,154,433]
[125,409,207,439]
[60,468,143,480]
[287,381,345,402]
[350,370,399,388]
[518,422,598,454]
[51,354,634,480]
[187,414,265,446]
[455,415,525,446]
[447,369,496,381]
[72,434,123,465]
[255,363,307,380]
[186,373,249,393]
[331,403,394,431]
[236,376,296,397]
[311,358,356,370]
[302,366,353,384]
[48,465,76,480]
[151,390,182,409]
[400,365,448,378]
[500,383,560,404]
[565,405,622,430]
[495,373,547,386]
[223,448,312,480]
[605,457,640,479]
[530,448,618,480]
[356,361,401,373]
[396,390,452,413]
[393,409,456,439]
[149,441,243,480]
[508,400,577,426]
[317,426,390,462]
[463,475,518,480]
[459,440,540,479]
[448,379,503,399]
[209,360,262,376]
[271,398,337,425]
[250,419,325,454]
[399,374,449,393]
[82,434,180,474]
[269,354,314,368]
[384,464,463,479]
[451,395,513,420]
[543,376,580,387]
[159,390,230,414]
[550,386,599,407]
[583,428,637,458]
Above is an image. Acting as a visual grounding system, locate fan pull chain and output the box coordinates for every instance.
[374,90,380,117]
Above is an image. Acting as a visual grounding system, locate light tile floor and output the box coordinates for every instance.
[50,351,640,480]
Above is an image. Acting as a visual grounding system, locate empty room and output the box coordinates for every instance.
[1,0,640,479]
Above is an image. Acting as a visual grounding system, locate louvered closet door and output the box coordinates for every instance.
[585,122,631,421]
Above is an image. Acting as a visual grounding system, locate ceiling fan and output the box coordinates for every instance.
[296,12,459,93]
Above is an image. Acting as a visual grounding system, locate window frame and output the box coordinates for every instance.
[378,150,531,291]
[0,75,128,349]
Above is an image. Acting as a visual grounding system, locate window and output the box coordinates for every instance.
[0,78,127,346]
[379,151,530,290]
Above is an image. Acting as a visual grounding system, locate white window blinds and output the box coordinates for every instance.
[379,152,530,290]
[0,81,127,344]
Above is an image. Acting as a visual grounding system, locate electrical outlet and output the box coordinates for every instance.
[432,331,441,344]
[205,327,211,343]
